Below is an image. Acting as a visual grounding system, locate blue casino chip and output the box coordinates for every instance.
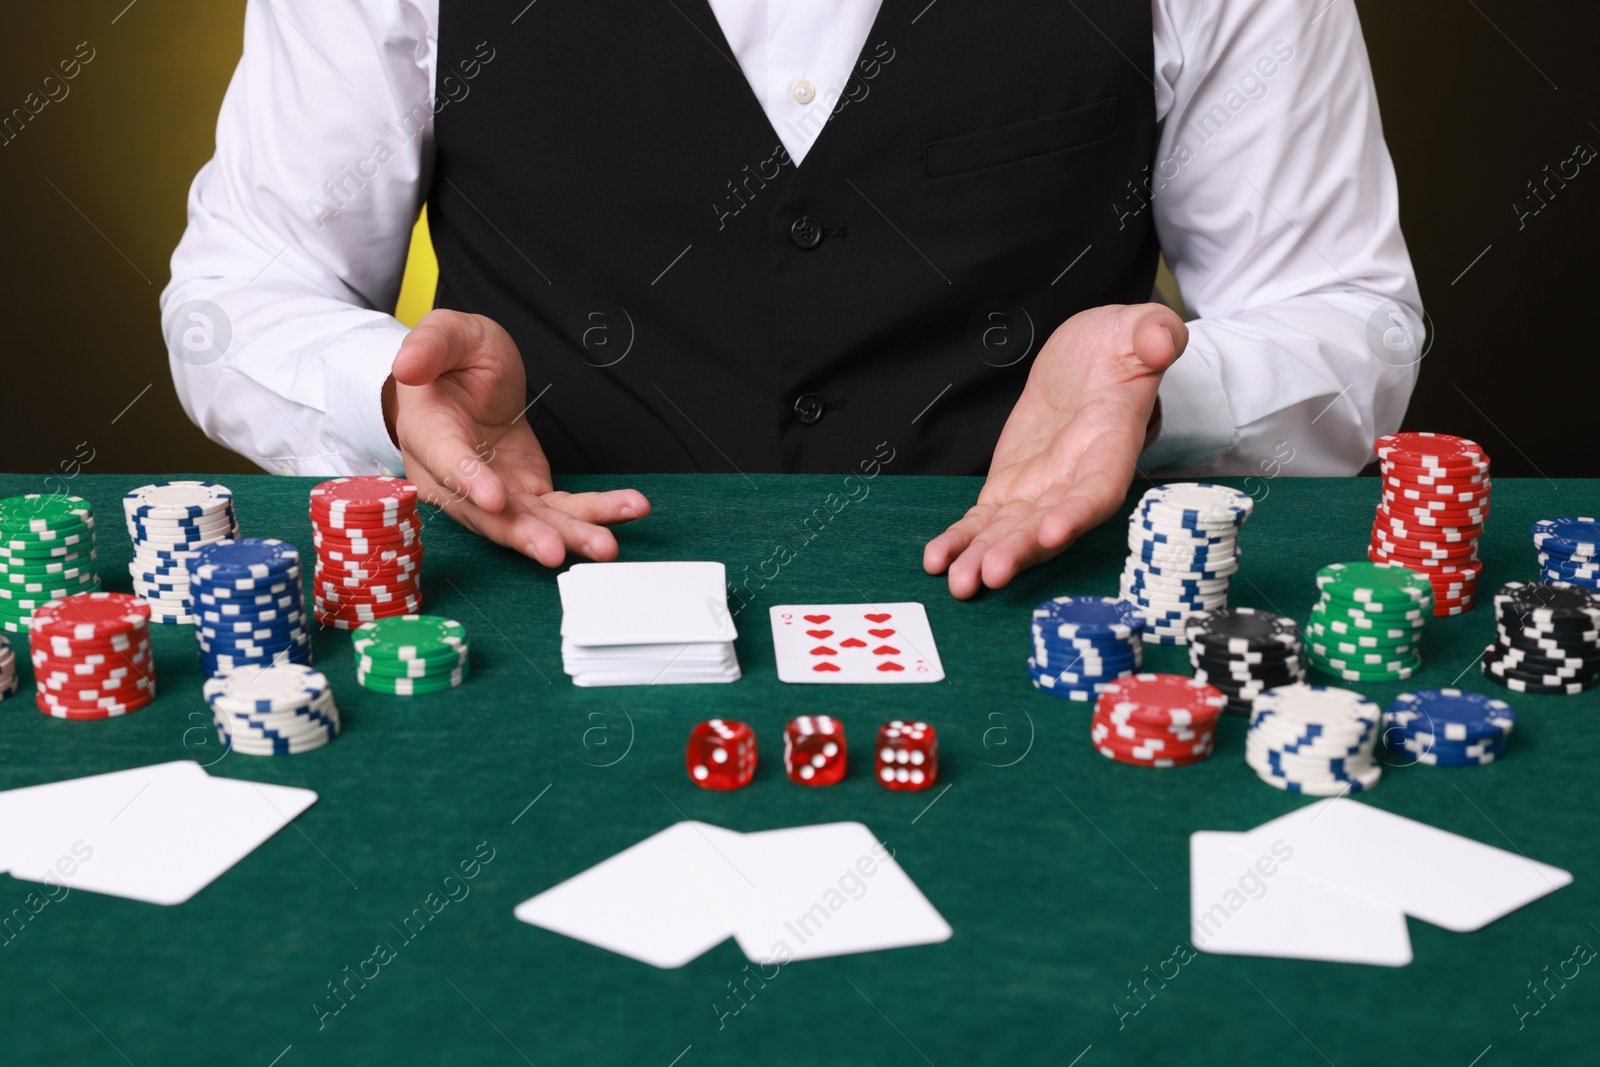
[1031,596,1144,641]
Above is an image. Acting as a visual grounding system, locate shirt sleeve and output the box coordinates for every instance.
[160,0,438,476]
[1141,0,1425,476]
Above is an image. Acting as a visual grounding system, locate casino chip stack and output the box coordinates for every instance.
[1307,561,1433,682]
[1531,517,1600,592]
[186,539,311,678]
[351,614,469,695]
[1481,580,1600,695]
[28,592,155,719]
[1119,483,1252,644]
[1367,432,1488,615]
[124,481,239,624]
[1184,608,1305,717]
[1090,673,1225,767]
[1027,596,1144,701]
[204,663,341,756]
[1246,683,1383,794]
[0,494,99,634]
[0,636,19,701]
[1382,689,1515,766]
[310,477,423,630]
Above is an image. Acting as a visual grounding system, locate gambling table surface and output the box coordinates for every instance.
[3,472,1596,1067]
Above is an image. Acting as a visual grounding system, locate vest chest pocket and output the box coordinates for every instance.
[923,98,1118,179]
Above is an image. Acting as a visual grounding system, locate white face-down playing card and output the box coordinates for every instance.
[769,603,945,683]
[1191,798,1574,967]
[0,760,318,906]
[513,821,951,967]
[1189,831,1413,967]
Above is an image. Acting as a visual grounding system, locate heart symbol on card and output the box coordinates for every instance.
[840,637,867,648]
[864,613,892,623]
[813,662,841,672]
[804,614,831,624]
[872,644,901,656]
[806,629,833,639]
[867,628,895,638]
[876,661,904,672]
[810,646,837,656]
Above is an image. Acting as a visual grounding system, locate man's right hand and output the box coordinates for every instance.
[385,309,650,566]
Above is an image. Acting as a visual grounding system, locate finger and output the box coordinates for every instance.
[523,501,626,563]
[922,504,996,577]
[539,489,653,526]
[979,471,1130,590]
[438,492,572,568]
[944,500,1037,599]
[392,310,479,385]
[1129,305,1188,373]
[404,399,508,513]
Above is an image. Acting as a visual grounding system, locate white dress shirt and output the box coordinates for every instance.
[161,0,1423,478]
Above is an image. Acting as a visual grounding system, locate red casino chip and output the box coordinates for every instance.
[30,592,149,641]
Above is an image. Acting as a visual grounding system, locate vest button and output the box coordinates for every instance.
[790,216,823,250]
[793,393,826,425]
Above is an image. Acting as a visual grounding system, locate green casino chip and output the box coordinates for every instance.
[352,614,467,661]
[0,494,93,532]
[356,663,469,695]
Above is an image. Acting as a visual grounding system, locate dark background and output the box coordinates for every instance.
[0,1,1594,478]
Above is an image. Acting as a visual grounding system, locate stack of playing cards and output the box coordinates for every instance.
[514,820,951,967]
[557,561,740,687]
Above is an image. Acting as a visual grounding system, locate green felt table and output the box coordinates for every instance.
[2,472,1597,1066]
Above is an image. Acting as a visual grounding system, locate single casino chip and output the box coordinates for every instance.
[1375,432,1488,468]
[357,665,469,695]
[1530,518,1600,559]
[1388,684,1510,742]
[1032,596,1144,641]
[1316,561,1433,608]
[204,662,330,713]
[189,539,300,582]
[123,481,234,521]
[1494,580,1600,626]
[30,592,148,641]
[1096,673,1226,725]
[351,614,467,659]
[1184,607,1300,654]
[309,476,418,515]
[0,494,94,532]
[1138,482,1254,526]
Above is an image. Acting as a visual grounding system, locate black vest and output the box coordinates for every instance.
[430,1,1158,475]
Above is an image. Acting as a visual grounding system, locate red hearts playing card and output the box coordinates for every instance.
[769,604,945,684]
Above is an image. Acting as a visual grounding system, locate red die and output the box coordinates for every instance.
[783,715,847,785]
[687,719,758,790]
[875,720,938,791]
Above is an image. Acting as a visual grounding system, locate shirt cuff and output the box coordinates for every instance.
[1138,335,1236,473]
[321,320,409,476]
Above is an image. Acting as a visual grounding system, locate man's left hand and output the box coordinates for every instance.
[924,303,1188,599]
